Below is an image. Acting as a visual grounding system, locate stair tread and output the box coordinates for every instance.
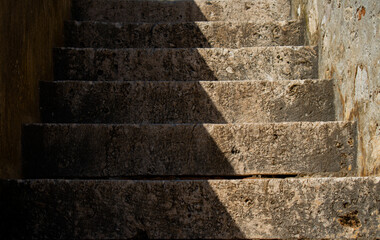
[40,79,334,124]
[1,177,378,239]
[23,121,356,178]
[54,46,318,81]
[72,0,292,23]
[65,20,304,48]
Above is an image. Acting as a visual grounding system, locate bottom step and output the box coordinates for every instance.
[1,178,379,239]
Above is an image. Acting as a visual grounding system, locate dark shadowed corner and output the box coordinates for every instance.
[0,0,71,179]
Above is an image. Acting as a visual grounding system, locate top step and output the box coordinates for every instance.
[72,0,292,23]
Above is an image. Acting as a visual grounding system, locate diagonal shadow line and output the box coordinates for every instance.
[55,1,309,81]
[71,0,210,23]
[16,0,306,238]
[52,46,317,82]
[33,25,248,240]
[70,0,292,23]
[63,20,304,49]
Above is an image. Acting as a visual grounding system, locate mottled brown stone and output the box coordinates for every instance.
[23,122,356,178]
[1,178,379,239]
[40,79,334,124]
[72,0,292,23]
[65,20,305,48]
[54,46,318,81]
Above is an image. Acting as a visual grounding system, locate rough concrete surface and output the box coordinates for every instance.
[23,122,356,178]
[40,80,334,123]
[0,178,379,239]
[0,0,71,178]
[64,20,305,48]
[72,0,292,23]
[54,46,318,81]
[292,0,380,176]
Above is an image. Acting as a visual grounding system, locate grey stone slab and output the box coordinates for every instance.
[72,0,292,23]
[40,79,334,124]
[1,178,379,239]
[64,20,305,48]
[54,46,318,81]
[23,122,357,178]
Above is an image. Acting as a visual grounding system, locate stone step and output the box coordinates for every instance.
[1,178,378,239]
[54,46,318,81]
[40,80,334,124]
[64,20,305,48]
[23,122,356,178]
[71,0,292,23]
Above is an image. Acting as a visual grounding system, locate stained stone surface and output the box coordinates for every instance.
[64,20,305,48]
[72,0,292,23]
[23,122,356,178]
[40,80,334,124]
[294,0,380,176]
[1,178,379,239]
[54,46,318,81]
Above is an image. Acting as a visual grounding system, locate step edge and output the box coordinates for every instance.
[3,177,379,183]
[65,19,302,25]
[54,45,317,51]
[23,121,356,128]
[42,78,332,84]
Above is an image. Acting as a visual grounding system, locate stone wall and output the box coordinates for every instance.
[292,0,380,176]
[0,1,71,178]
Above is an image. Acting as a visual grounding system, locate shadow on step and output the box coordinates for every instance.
[55,3,313,81]
[23,124,242,178]
[0,179,250,239]
[39,81,228,123]
[54,46,318,81]
[15,1,251,239]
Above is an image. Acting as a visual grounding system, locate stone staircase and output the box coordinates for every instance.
[1,0,379,239]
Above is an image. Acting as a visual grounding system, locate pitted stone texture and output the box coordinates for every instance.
[40,80,334,124]
[72,0,292,23]
[23,122,356,178]
[54,46,318,81]
[1,178,379,239]
[295,0,380,176]
[65,20,305,48]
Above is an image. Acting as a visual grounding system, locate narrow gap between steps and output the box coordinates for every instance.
[38,174,299,180]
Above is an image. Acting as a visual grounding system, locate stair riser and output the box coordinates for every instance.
[65,21,305,48]
[23,122,356,178]
[40,80,334,124]
[72,0,292,22]
[1,178,378,239]
[54,47,318,81]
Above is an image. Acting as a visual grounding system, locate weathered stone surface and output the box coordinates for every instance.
[40,80,334,123]
[1,178,379,239]
[54,46,318,81]
[72,0,292,23]
[65,20,305,48]
[292,0,380,176]
[23,122,356,178]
